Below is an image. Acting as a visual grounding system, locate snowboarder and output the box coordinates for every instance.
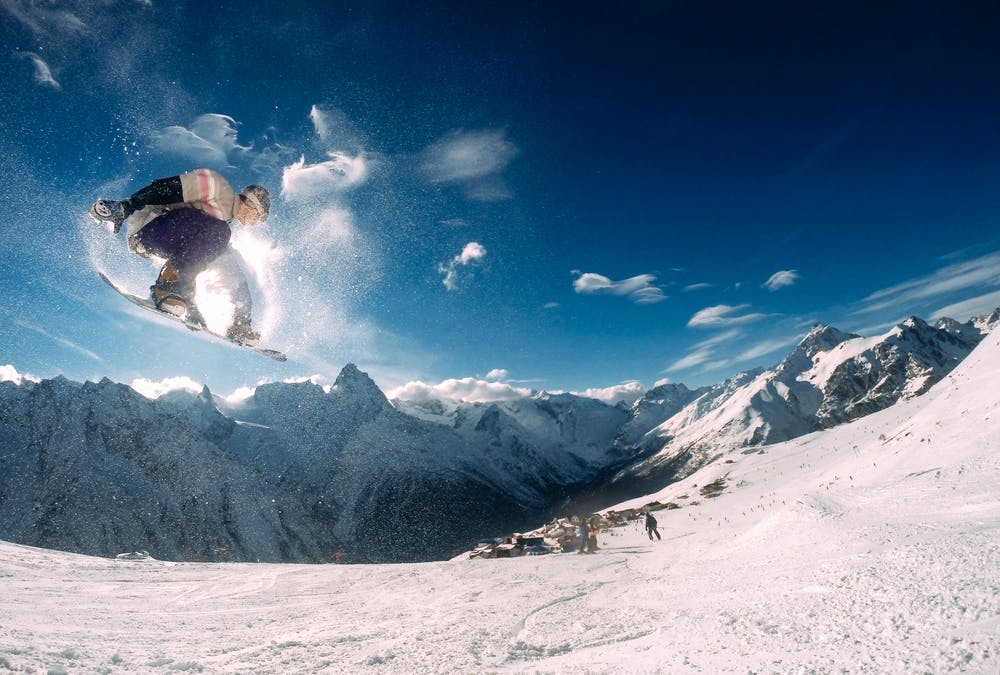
[645,512,661,541]
[90,168,270,345]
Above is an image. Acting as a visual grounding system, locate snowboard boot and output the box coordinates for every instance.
[150,264,204,327]
[226,321,260,347]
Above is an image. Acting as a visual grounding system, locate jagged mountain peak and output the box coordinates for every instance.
[975,307,1000,329]
[936,308,999,340]
[802,323,859,351]
[79,377,149,413]
[935,316,970,335]
[888,314,981,355]
[776,324,859,377]
[893,315,944,342]
[238,365,392,431]
[335,362,366,383]
[641,381,694,401]
[332,363,390,405]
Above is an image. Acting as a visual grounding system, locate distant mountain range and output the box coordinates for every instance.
[597,311,998,501]
[1,309,996,563]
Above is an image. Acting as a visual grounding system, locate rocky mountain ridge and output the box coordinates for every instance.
[601,311,1000,499]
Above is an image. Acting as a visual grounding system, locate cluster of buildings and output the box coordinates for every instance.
[466,503,672,560]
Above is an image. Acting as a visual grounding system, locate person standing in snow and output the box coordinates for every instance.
[577,518,591,554]
[645,512,661,541]
[90,168,270,345]
[587,516,600,551]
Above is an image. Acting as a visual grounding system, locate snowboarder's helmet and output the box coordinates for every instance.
[240,185,270,221]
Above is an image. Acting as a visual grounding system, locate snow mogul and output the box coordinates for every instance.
[90,168,270,346]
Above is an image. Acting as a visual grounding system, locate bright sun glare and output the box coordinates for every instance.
[194,270,235,335]
[189,230,282,337]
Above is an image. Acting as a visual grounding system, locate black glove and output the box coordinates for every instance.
[89,199,134,234]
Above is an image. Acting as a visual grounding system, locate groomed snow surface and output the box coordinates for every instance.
[3,333,999,673]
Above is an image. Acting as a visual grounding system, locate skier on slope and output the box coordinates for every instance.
[90,168,270,345]
[645,512,661,541]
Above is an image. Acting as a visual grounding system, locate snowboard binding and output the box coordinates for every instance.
[151,289,206,328]
[151,264,205,327]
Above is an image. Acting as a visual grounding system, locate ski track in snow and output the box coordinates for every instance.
[2,337,1000,673]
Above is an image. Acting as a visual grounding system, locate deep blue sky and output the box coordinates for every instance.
[2,1,1000,401]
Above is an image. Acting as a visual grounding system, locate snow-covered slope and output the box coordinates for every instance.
[2,323,997,673]
[610,313,994,492]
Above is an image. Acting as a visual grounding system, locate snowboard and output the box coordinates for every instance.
[99,272,287,362]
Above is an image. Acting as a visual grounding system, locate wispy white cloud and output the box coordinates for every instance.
[855,250,1000,318]
[130,376,204,399]
[0,364,39,385]
[666,348,716,372]
[573,381,646,406]
[736,335,800,362]
[573,272,666,304]
[485,368,508,381]
[388,377,532,403]
[439,242,487,290]
[421,129,518,201]
[665,329,743,373]
[684,283,712,292]
[13,320,103,363]
[763,269,800,291]
[1,1,87,36]
[931,289,1000,323]
[150,114,250,168]
[224,385,257,405]
[307,105,368,151]
[281,151,368,199]
[688,304,767,328]
[15,51,60,90]
[309,105,333,141]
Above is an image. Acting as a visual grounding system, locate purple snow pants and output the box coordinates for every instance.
[135,208,231,283]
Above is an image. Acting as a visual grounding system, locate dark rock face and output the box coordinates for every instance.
[815,317,982,426]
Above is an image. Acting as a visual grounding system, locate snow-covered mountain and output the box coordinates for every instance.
[0,376,331,563]
[0,310,995,564]
[0,366,635,563]
[605,311,999,496]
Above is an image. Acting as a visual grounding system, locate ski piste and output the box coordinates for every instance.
[99,272,287,362]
